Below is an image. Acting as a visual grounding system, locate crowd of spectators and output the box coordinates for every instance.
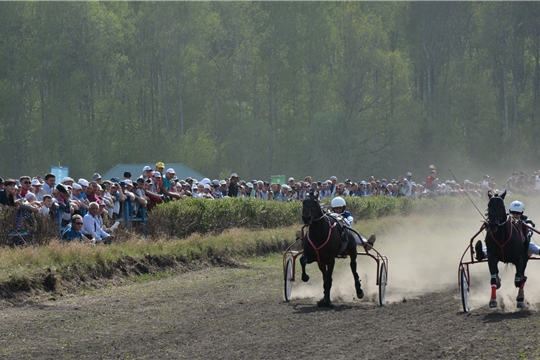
[1,163,539,245]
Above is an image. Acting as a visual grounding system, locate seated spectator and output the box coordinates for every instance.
[83,202,114,244]
[61,214,95,243]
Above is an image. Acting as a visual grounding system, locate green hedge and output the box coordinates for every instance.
[146,196,481,240]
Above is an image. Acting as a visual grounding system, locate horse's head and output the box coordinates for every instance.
[302,191,321,225]
[487,190,507,233]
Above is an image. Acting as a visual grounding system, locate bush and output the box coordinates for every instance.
[147,198,301,239]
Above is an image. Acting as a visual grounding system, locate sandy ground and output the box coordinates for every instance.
[1,211,540,359]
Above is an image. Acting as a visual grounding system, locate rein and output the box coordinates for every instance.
[306,215,337,265]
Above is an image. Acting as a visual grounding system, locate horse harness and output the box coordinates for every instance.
[488,217,525,262]
[304,215,338,265]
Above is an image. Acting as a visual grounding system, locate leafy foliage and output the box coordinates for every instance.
[1,3,540,181]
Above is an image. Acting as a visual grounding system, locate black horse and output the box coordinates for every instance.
[484,190,529,308]
[299,191,364,307]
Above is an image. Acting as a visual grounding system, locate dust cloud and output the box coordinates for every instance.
[289,205,540,312]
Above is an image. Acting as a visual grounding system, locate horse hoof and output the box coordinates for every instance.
[489,300,498,308]
[317,299,333,308]
[517,301,525,309]
[301,274,310,282]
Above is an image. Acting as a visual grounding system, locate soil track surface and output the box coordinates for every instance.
[2,214,540,359]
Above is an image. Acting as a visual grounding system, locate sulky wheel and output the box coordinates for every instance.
[284,257,293,302]
[379,262,387,306]
[459,265,469,313]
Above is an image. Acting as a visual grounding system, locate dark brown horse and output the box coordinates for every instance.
[485,190,529,308]
[299,191,364,307]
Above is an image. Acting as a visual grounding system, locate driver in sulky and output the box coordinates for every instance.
[328,196,376,249]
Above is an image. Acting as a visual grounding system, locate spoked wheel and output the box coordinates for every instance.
[284,257,293,302]
[459,265,469,313]
[378,262,387,306]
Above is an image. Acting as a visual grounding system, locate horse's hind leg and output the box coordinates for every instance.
[349,253,364,299]
[300,254,310,282]
[487,256,499,308]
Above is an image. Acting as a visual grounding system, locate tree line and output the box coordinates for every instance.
[1,2,539,182]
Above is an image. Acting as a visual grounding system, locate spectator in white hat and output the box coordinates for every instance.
[141,166,153,180]
[162,168,182,200]
[404,172,413,197]
[31,178,47,201]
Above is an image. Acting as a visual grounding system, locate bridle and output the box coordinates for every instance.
[487,196,508,231]
[302,192,325,225]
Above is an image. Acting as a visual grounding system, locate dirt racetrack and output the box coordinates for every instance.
[2,213,540,359]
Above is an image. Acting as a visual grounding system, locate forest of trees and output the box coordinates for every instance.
[1,2,540,182]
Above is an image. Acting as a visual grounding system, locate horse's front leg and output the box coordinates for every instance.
[349,252,364,299]
[300,254,310,282]
[515,255,528,308]
[487,255,500,308]
[317,260,335,308]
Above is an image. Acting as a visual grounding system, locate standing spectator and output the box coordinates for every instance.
[426,167,438,193]
[109,182,126,218]
[40,194,53,216]
[228,173,239,197]
[404,172,413,197]
[55,184,74,226]
[287,177,296,189]
[19,176,32,197]
[219,180,228,197]
[133,178,148,215]
[62,177,75,187]
[162,168,182,200]
[42,173,56,195]
[70,183,88,215]
[0,179,18,207]
[31,178,47,201]
[91,173,102,184]
[140,166,153,180]
[329,176,338,197]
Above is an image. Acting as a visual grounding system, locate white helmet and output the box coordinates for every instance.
[331,196,346,208]
[509,201,525,213]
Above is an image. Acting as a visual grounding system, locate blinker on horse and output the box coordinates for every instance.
[299,191,364,307]
[484,190,529,308]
